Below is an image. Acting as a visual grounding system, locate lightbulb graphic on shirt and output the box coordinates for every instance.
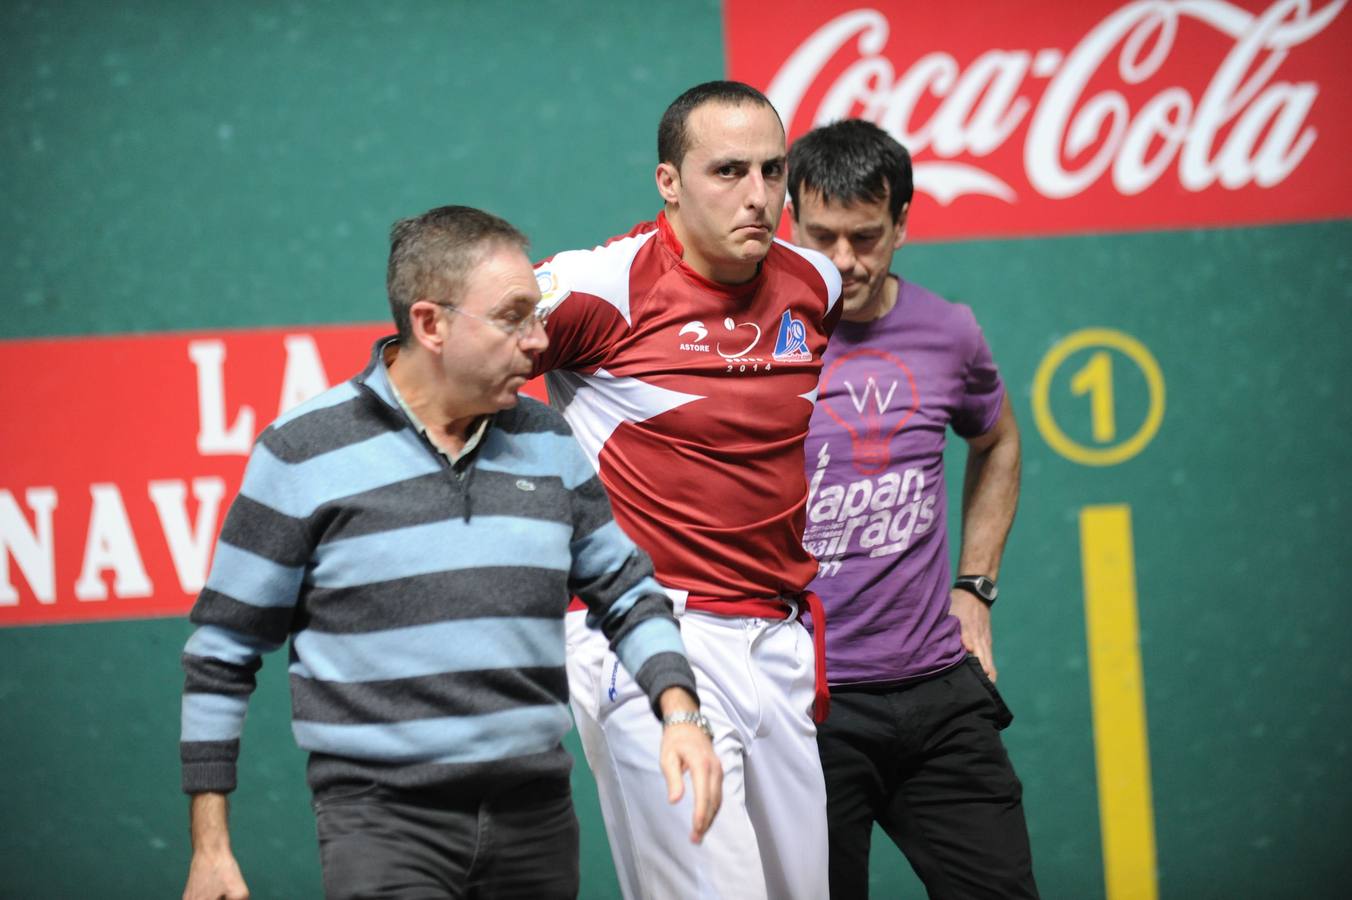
[818,348,920,475]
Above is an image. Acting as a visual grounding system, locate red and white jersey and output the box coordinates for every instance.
[533,212,842,605]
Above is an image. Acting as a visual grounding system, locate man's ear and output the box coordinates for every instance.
[786,199,802,243]
[893,202,910,249]
[409,301,446,353]
[655,162,680,205]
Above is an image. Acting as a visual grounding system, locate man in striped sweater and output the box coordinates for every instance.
[180,206,720,900]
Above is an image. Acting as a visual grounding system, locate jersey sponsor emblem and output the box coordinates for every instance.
[772,309,812,362]
[534,267,570,318]
[515,478,537,492]
[678,321,712,352]
[679,321,708,342]
[716,317,762,359]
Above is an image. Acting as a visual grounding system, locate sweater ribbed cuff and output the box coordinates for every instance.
[633,651,699,719]
[182,760,238,795]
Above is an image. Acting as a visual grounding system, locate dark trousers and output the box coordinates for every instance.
[313,779,580,900]
[818,656,1039,900]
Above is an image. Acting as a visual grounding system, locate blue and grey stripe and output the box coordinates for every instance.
[288,617,565,684]
[292,704,572,765]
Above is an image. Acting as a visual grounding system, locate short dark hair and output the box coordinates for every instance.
[658,80,780,169]
[787,119,913,223]
[386,205,528,344]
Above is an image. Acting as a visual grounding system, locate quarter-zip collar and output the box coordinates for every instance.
[354,335,487,521]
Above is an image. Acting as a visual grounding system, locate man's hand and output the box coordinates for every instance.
[183,792,249,900]
[183,849,249,900]
[949,588,997,682]
[657,687,724,844]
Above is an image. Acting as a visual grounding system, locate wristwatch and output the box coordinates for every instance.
[953,575,998,607]
[662,711,714,741]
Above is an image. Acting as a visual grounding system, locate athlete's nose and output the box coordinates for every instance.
[745,170,768,211]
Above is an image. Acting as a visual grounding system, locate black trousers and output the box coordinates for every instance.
[818,656,1039,900]
[313,778,580,900]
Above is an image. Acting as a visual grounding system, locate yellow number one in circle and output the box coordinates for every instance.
[1080,504,1158,900]
[1071,350,1116,444]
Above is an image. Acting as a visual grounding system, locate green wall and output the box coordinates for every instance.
[3,2,1350,897]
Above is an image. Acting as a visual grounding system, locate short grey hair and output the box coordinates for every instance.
[386,205,529,344]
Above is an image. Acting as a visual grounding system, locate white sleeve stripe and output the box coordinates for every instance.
[775,238,843,313]
[545,368,704,474]
[537,230,658,327]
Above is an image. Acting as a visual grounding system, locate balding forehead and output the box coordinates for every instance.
[685,101,785,156]
[689,99,783,131]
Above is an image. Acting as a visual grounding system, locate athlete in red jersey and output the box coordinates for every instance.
[534,210,839,606]
[533,83,841,900]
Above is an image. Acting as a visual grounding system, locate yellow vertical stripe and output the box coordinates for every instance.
[1080,504,1158,900]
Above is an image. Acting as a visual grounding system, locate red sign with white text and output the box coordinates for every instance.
[725,0,1352,240]
[0,326,382,626]
[0,326,549,627]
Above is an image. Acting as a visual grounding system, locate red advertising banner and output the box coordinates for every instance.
[0,325,384,626]
[1,325,552,628]
[725,0,1352,240]
[0,325,553,627]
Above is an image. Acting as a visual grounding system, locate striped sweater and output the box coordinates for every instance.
[181,338,696,798]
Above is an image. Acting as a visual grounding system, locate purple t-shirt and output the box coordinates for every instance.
[804,278,1004,686]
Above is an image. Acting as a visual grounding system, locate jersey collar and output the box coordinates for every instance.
[657,210,764,299]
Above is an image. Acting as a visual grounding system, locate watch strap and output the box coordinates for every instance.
[662,711,714,740]
[954,574,998,607]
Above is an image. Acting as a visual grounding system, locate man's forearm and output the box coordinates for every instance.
[184,791,250,900]
[189,792,232,853]
[957,399,1021,577]
[658,685,700,717]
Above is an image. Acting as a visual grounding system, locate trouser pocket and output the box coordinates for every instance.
[965,654,1014,729]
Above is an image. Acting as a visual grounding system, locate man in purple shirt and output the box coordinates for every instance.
[788,119,1038,898]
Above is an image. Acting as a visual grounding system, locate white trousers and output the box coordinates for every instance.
[567,609,829,900]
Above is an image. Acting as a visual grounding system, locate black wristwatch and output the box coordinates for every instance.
[954,575,998,607]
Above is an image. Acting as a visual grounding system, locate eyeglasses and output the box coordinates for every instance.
[428,300,549,338]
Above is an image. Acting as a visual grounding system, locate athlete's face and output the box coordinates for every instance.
[433,244,547,415]
[791,189,907,321]
[657,101,787,285]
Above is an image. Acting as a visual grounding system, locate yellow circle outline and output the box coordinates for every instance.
[1031,328,1165,466]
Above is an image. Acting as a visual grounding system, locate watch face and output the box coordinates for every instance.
[958,576,997,603]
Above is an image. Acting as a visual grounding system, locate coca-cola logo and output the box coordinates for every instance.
[726,0,1351,238]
